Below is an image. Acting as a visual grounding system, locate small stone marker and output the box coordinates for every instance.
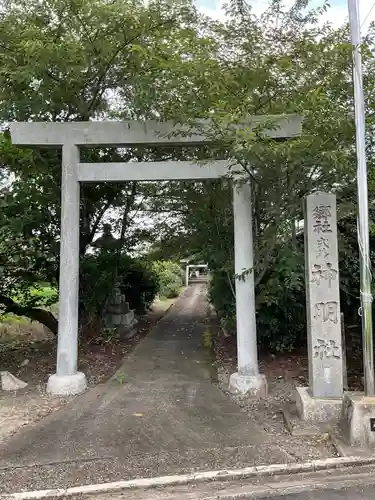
[305,193,343,398]
[1,371,28,391]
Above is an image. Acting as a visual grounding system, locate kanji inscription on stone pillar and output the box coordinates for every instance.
[305,193,343,398]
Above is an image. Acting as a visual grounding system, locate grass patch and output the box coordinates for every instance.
[0,313,30,325]
[0,284,58,344]
[13,284,58,308]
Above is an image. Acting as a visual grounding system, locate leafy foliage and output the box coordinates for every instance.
[152,261,183,299]
[0,0,202,331]
[119,259,159,314]
[144,1,375,352]
[80,252,159,325]
[14,285,58,309]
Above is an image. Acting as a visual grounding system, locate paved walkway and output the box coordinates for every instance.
[0,284,289,493]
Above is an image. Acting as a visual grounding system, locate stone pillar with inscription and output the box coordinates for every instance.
[296,193,344,422]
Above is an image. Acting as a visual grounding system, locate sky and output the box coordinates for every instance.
[196,0,375,31]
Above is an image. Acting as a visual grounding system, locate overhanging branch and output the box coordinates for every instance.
[0,295,58,335]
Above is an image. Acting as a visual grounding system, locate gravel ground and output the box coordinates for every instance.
[0,389,71,443]
[214,343,338,461]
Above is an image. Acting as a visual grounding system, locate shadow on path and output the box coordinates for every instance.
[0,284,289,493]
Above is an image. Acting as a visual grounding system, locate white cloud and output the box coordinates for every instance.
[197,0,225,20]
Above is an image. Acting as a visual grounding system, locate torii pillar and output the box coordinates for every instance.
[229,180,267,396]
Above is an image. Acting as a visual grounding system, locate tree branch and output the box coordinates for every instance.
[120,182,137,242]
[0,295,58,335]
[86,17,177,114]
[89,200,113,242]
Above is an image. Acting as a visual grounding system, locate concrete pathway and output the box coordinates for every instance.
[0,284,289,493]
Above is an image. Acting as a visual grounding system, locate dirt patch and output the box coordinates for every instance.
[0,298,175,442]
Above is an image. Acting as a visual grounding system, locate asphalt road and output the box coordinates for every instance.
[257,487,375,500]
[207,467,375,500]
[214,468,375,500]
[67,484,375,500]
[63,465,375,500]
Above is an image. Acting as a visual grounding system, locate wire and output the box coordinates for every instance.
[362,1,375,28]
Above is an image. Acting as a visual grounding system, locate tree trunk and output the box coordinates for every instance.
[0,295,58,335]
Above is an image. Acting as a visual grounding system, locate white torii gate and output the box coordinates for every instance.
[185,264,208,286]
[10,116,302,397]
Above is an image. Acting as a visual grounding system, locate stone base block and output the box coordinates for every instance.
[295,386,342,422]
[341,392,375,448]
[47,372,87,396]
[228,373,267,398]
[107,310,135,327]
[106,302,130,315]
[122,310,135,326]
[118,319,138,340]
[283,404,334,436]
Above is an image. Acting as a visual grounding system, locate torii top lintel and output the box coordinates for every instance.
[10,115,303,148]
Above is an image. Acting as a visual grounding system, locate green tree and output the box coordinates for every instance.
[0,0,205,333]
[144,0,375,349]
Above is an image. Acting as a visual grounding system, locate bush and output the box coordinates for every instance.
[80,253,119,320]
[256,245,306,352]
[152,260,183,299]
[80,253,159,321]
[208,270,236,332]
[29,285,58,307]
[119,259,159,313]
[208,245,307,352]
[207,217,375,354]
